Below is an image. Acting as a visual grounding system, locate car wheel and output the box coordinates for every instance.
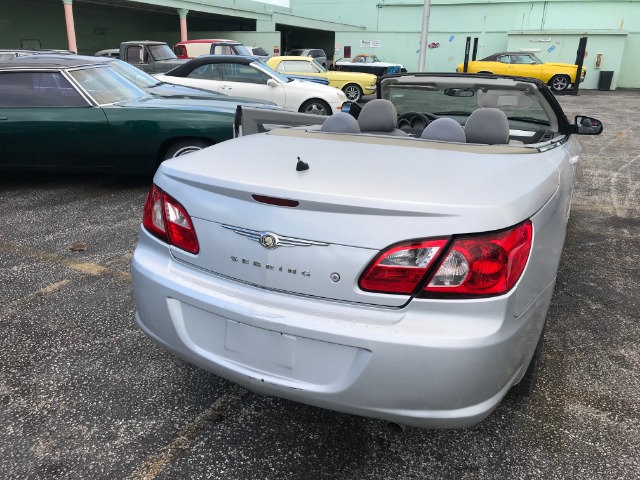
[550,74,571,92]
[163,139,211,160]
[510,327,545,396]
[342,83,363,102]
[299,99,331,116]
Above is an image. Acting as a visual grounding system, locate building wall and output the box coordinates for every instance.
[1,0,637,88]
[297,0,639,89]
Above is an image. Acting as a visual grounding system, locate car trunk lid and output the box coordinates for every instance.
[155,129,558,307]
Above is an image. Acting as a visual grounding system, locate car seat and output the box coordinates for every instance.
[320,112,361,134]
[357,99,407,136]
[464,108,510,145]
[420,118,466,143]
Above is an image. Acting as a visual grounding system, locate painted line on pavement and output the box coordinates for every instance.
[129,384,248,480]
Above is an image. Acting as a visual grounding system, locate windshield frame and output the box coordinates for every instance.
[148,44,178,61]
[252,60,292,83]
[106,59,160,88]
[67,65,148,105]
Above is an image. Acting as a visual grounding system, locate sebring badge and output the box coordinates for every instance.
[222,225,329,249]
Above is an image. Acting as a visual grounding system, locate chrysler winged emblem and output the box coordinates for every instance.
[222,225,328,249]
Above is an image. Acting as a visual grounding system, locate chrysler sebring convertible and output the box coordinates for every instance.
[132,73,602,428]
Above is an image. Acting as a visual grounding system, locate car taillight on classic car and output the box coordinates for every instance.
[142,184,199,254]
[359,220,532,298]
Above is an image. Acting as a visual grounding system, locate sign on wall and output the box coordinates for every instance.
[360,40,381,48]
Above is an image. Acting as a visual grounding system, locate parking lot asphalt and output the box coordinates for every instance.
[1,90,639,480]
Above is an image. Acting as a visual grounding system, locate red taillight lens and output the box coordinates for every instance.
[422,220,532,297]
[359,239,448,294]
[142,184,199,254]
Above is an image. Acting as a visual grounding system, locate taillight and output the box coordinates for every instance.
[422,220,532,298]
[359,239,448,294]
[142,184,199,254]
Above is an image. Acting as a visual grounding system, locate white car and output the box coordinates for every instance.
[335,54,405,76]
[156,55,346,115]
[132,73,603,428]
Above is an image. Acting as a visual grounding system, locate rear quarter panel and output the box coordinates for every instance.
[100,106,234,173]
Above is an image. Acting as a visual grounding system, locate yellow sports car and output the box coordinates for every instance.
[267,56,377,102]
[457,52,586,92]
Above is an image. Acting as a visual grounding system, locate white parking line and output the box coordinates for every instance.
[129,385,247,480]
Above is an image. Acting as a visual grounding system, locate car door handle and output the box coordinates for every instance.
[569,155,580,165]
[0,117,7,121]
[220,84,232,90]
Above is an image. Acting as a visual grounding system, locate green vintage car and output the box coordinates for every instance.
[0,57,271,174]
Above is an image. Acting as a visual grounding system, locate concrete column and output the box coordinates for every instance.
[62,0,77,53]
[178,9,189,42]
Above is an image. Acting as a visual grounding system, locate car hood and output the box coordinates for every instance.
[119,95,275,112]
[542,62,581,70]
[285,78,341,95]
[326,71,377,83]
[148,83,277,106]
[337,61,402,68]
[155,129,559,249]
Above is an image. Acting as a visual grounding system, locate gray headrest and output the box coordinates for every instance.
[420,118,466,143]
[320,112,361,134]
[358,99,398,133]
[464,108,510,145]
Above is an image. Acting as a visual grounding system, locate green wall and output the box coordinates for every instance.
[1,0,638,88]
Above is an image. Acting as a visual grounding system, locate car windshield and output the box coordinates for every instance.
[386,83,550,125]
[289,49,304,56]
[107,59,160,88]
[529,54,544,64]
[149,44,178,61]
[252,47,268,56]
[230,44,251,55]
[365,56,380,63]
[311,59,327,72]
[253,60,292,83]
[68,65,147,104]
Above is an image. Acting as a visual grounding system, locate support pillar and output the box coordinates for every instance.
[178,9,189,42]
[62,0,77,53]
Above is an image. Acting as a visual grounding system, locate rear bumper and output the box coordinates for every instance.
[132,229,553,428]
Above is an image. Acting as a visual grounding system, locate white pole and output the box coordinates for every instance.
[418,0,432,71]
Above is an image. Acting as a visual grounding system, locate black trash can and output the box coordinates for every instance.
[598,71,614,91]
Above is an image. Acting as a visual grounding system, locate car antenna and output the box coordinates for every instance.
[296,156,309,171]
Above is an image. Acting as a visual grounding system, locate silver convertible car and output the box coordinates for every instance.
[132,73,602,428]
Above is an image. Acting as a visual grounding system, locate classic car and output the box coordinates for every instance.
[267,56,377,102]
[132,72,602,428]
[94,48,120,58]
[0,58,275,174]
[9,54,248,101]
[0,48,73,61]
[334,54,405,76]
[287,48,328,68]
[174,39,249,59]
[246,46,271,62]
[457,52,586,92]
[156,55,346,115]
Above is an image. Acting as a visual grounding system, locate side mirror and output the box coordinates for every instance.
[267,79,279,87]
[575,115,603,135]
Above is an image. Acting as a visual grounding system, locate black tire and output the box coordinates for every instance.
[299,99,331,116]
[163,139,211,160]
[342,83,363,102]
[549,74,571,92]
[510,327,545,396]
